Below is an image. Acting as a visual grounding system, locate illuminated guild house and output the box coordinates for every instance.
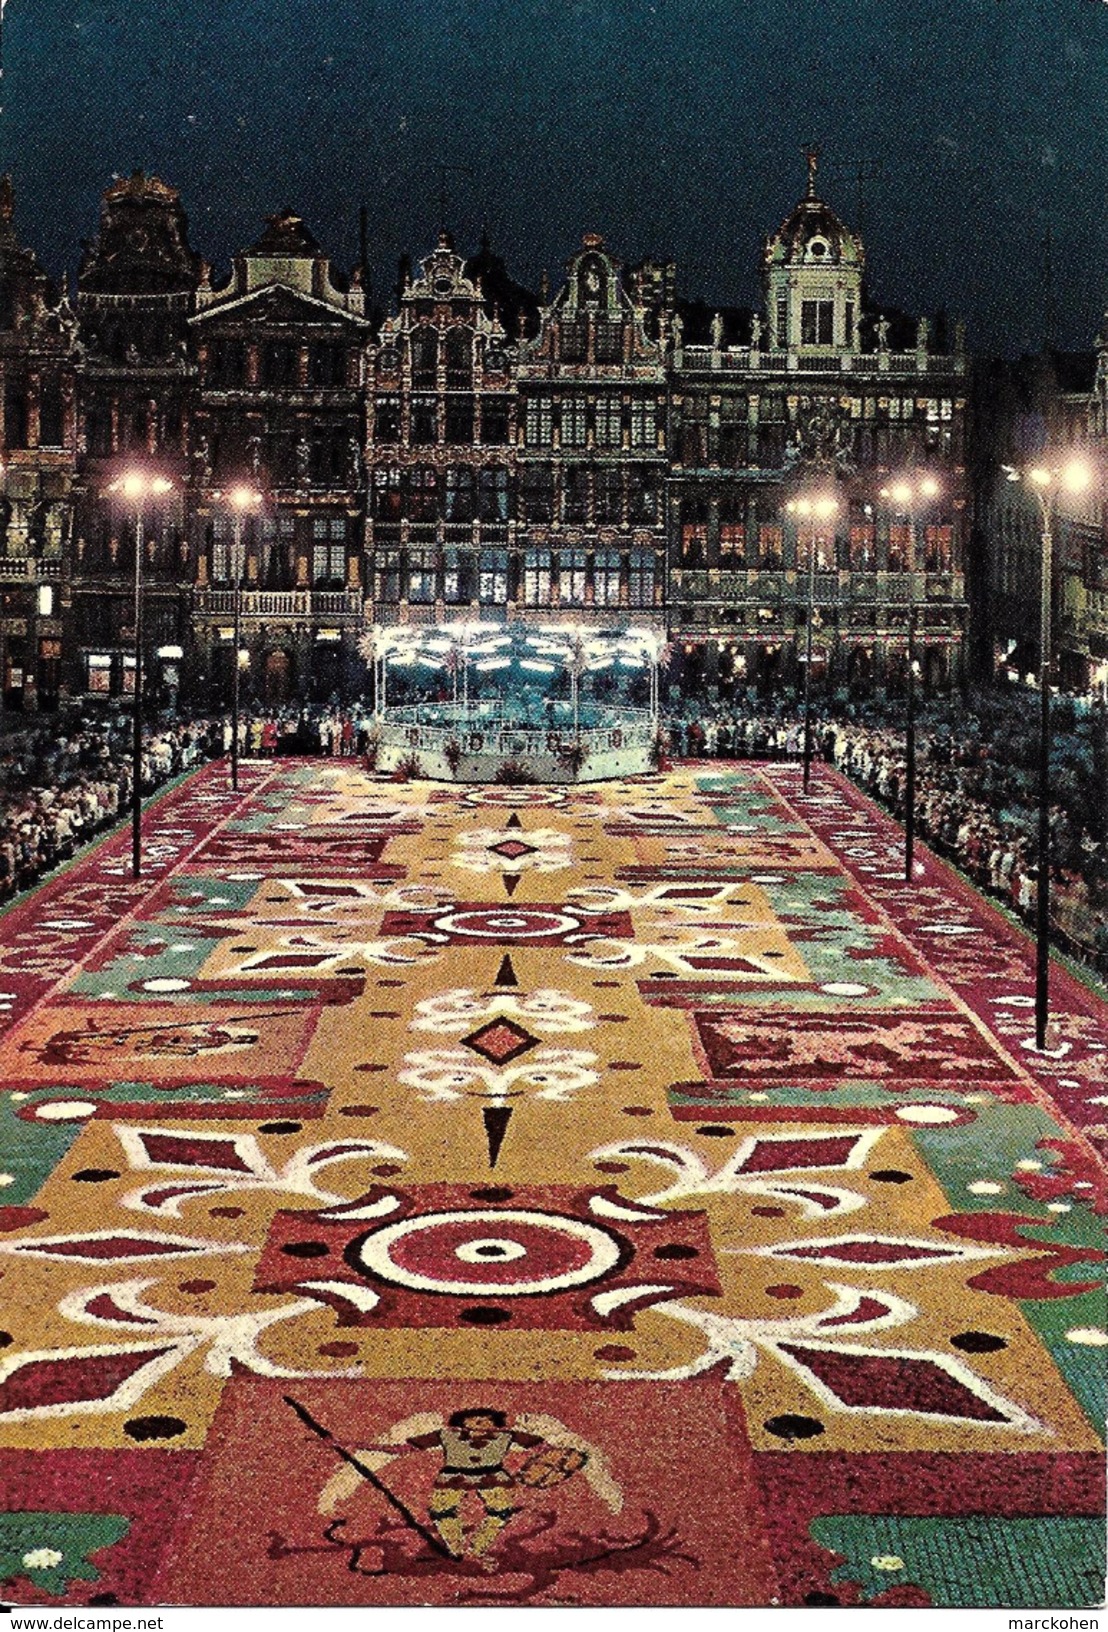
[70,172,200,708]
[35,163,976,714]
[972,331,1108,697]
[365,231,667,635]
[668,159,971,699]
[0,177,77,711]
[513,235,668,628]
[365,233,519,623]
[188,208,370,706]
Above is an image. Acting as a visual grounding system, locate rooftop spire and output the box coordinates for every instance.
[803,142,820,199]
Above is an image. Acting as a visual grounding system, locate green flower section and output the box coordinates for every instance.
[811,1513,1106,1607]
[0,1098,80,1203]
[0,1512,130,1599]
[913,1102,1107,1432]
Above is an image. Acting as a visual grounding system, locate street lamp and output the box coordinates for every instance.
[1007,457,1092,1049]
[880,474,943,882]
[107,470,174,879]
[786,493,839,790]
[223,485,262,790]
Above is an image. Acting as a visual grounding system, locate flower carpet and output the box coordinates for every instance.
[0,758,1104,1608]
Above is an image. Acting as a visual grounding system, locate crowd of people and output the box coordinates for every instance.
[0,690,1103,979]
[228,707,374,758]
[0,715,224,899]
[663,692,1108,973]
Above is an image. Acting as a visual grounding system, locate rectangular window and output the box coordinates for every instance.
[309,343,346,387]
[87,653,112,694]
[210,515,230,583]
[561,396,588,448]
[523,548,553,606]
[801,300,834,346]
[445,396,474,444]
[561,549,588,605]
[796,528,832,572]
[410,397,438,444]
[681,522,707,562]
[630,398,657,448]
[595,320,623,362]
[719,523,745,559]
[261,342,297,388]
[521,466,554,522]
[410,331,438,387]
[887,523,911,570]
[924,524,953,571]
[407,549,436,604]
[443,546,472,604]
[408,467,439,521]
[562,465,589,523]
[595,467,622,523]
[758,524,783,566]
[628,547,655,607]
[480,397,510,445]
[849,522,876,569]
[627,468,657,523]
[312,517,346,586]
[844,302,855,348]
[593,548,622,606]
[776,295,788,348]
[595,396,622,446]
[376,548,402,603]
[478,466,510,522]
[373,466,402,518]
[210,340,246,388]
[480,549,509,603]
[375,397,401,443]
[524,397,553,447]
[445,467,475,522]
[559,319,587,362]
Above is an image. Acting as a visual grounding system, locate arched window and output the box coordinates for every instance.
[410,328,438,387]
[39,378,65,448]
[444,328,472,388]
[4,377,28,449]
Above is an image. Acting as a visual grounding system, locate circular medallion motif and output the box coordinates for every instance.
[435,907,579,941]
[353,1207,622,1295]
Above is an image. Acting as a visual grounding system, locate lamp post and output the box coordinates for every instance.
[224,485,262,791]
[786,494,839,790]
[1008,458,1092,1049]
[107,471,174,879]
[880,474,942,882]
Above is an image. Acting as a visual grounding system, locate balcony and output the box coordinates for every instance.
[0,556,63,582]
[193,588,364,619]
[677,347,966,378]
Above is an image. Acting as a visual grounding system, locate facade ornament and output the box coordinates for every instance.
[875,315,890,352]
[750,313,763,350]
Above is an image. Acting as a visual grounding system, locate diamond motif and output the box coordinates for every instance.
[460,1017,541,1065]
[488,839,536,862]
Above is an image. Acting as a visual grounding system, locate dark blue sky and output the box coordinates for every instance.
[4,0,1107,353]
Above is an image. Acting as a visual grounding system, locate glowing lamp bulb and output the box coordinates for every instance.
[1060,460,1091,494]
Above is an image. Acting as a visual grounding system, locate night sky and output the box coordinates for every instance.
[4,0,1107,354]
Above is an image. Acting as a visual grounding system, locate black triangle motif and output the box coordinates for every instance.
[494,954,518,987]
[506,812,523,829]
[502,872,521,896]
[483,1105,513,1168]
